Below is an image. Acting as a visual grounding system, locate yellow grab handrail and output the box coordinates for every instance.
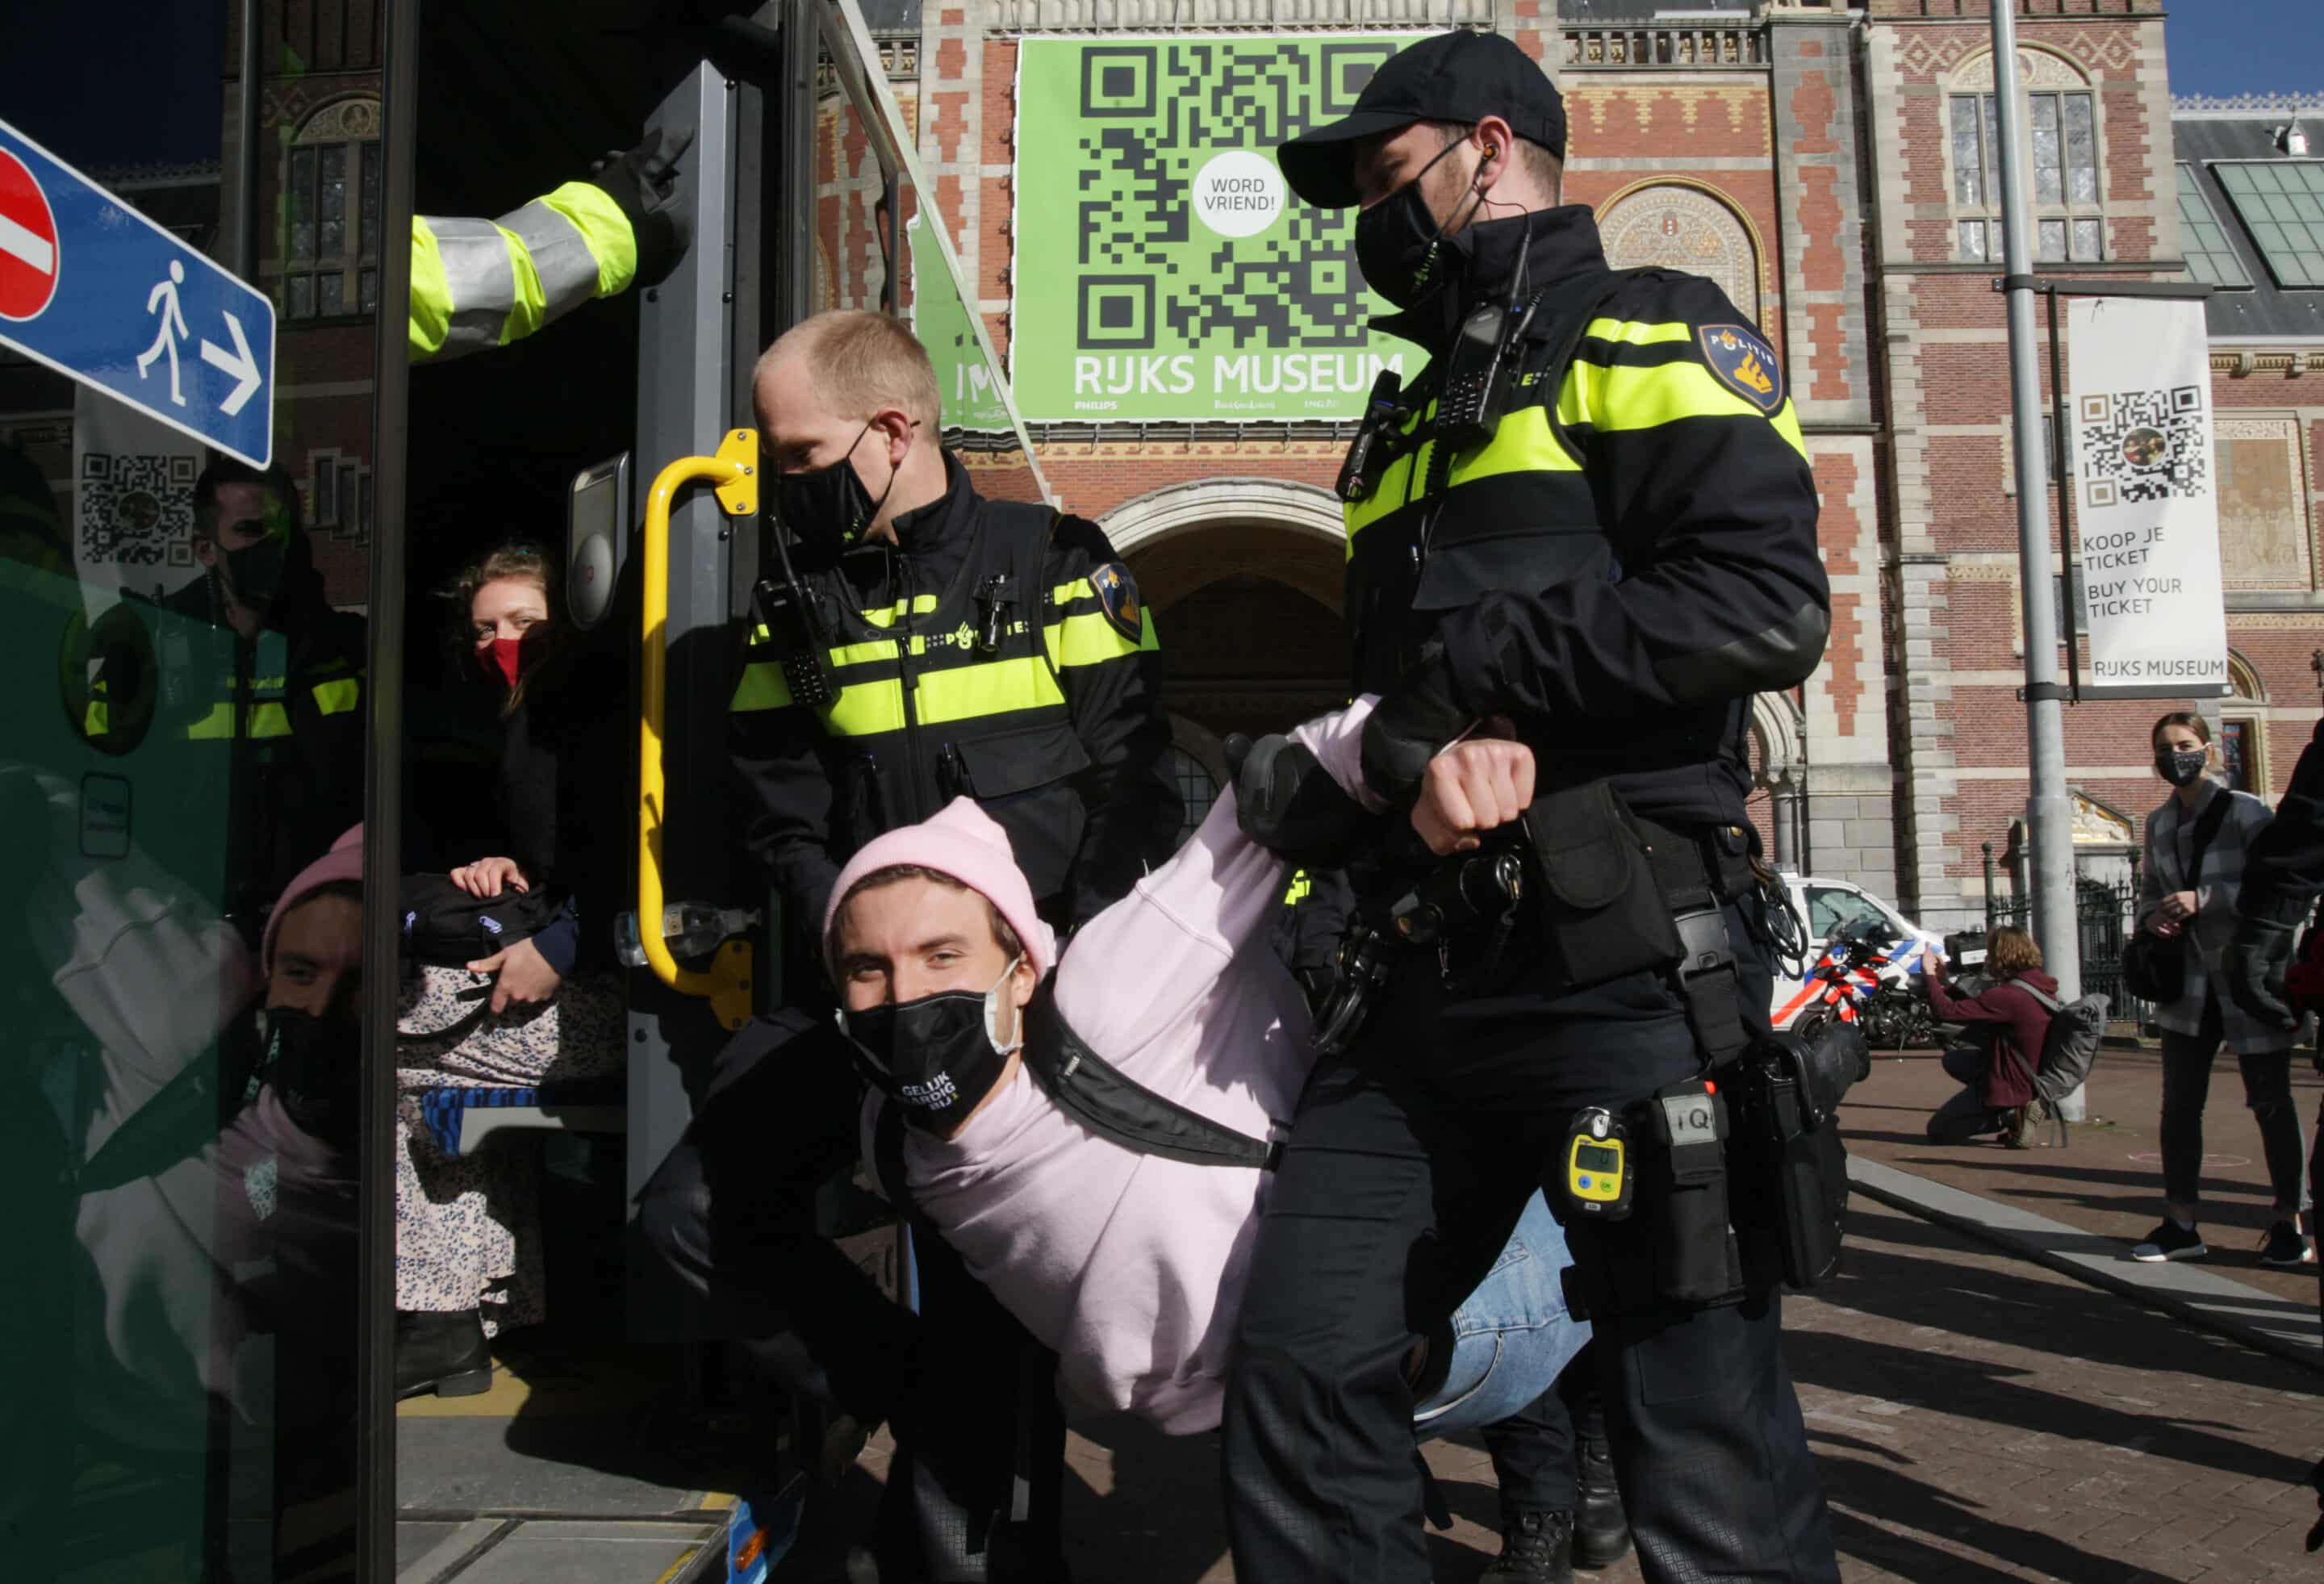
[638,428,759,1031]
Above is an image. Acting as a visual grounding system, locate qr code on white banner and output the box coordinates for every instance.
[79,452,198,566]
[2079,385,2208,508]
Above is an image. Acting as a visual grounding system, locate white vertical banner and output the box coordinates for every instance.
[72,385,206,609]
[2065,295,2229,698]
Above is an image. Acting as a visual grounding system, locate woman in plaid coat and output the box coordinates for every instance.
[2131,712,2311,1267]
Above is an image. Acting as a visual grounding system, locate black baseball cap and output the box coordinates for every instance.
[1277,31,1568,210]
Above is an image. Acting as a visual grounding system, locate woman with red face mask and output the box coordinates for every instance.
[391,543,626,1398]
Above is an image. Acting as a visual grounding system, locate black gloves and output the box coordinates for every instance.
[1359,650,1471,809]
[2222,913,2301,1033]
[591,127,696,291]
[1227,732,1373,867]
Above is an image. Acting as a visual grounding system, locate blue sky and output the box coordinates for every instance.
[2164,2,2324,100]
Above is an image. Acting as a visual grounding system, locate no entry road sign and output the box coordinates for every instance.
[0,115,275,469]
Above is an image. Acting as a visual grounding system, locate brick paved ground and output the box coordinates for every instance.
[782,1187,2324,1582]
[1841,1041,2324,1315]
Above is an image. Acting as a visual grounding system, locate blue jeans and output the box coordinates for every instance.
[1413,1192,1590,1437]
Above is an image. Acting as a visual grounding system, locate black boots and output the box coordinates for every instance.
[395,1308,493,1400]
[1572,1406,1632,1571]
[1482,1507,1575,1583]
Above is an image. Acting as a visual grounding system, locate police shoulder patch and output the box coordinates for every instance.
[1089,562,1143,645]
[1696,323,1784,415]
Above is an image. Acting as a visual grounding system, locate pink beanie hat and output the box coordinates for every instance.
[821,797,1057,977]
[263,824,365,975]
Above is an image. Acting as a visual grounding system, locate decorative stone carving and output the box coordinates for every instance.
[1597,185,1761,323]
[295,97,381,145]
[2214,417,2313,591]
[1952,47,2088,93]
[2070,792,2135,847]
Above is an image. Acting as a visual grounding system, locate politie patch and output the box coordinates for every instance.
[1090,562,1144,645]
[1698,324,1784,415]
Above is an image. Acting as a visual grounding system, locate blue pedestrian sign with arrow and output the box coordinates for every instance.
[0,115,275,470]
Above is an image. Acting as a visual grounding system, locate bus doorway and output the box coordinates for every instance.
[389,1,1048,1578]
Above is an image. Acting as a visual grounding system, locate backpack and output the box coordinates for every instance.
[2014,980,2107,1105]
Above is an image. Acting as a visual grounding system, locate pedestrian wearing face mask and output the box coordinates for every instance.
[637,309,1177,1578]
[104,458,368,942]
[1227,30,1839,1584]
[2130,712,2311,1267]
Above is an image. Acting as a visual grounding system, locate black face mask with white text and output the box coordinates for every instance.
[838,956,1023,1135]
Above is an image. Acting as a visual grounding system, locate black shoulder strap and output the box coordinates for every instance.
[1020,985,1281,1171]
[871,1094,919,1224]
[2187,788,2234,881]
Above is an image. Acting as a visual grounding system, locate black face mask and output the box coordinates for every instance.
[264,1005,362,1147]
[838,959,1022,1135]
[2155,747,2209,788]
[775,420,909,545]
[222,530,289,613]
[1353,136,1484,311]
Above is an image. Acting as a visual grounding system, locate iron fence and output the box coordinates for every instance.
[1981,876,2151,1025]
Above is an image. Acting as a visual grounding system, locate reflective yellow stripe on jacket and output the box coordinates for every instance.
[729,604,1158,723]
[1346,316,1808,546]
[410,181,637,362]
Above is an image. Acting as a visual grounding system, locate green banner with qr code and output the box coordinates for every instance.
[1010,34,1427,423]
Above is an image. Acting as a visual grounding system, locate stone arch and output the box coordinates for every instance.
[1950,44,2091,94]
[1750,691,1805,786]
[2226,648,2267,704]
[293,94,382,145]
[1101,478,1346,616]
[1595,181,1766,324]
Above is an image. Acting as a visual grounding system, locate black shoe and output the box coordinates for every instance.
[395,1308,493,1400]
[1482,1508,1573,1583]
[1568,1385,1632,1571]
[2130,1219,2206,1263]
[2259,1220,2317,1268]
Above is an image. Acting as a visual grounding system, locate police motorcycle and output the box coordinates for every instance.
[1782,913,1937,1069]
[1230,731,1864,1299]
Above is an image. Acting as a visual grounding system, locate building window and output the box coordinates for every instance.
[2213,161,2324,288]
[2220,718,2256,793]
[1169,746,1217,846]
[281,98,382,321]
[1949,86,2102,263]
[2176,165,2252,288]
[309,451,375,542]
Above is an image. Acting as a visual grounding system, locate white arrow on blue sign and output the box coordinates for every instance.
[0,115,275,470]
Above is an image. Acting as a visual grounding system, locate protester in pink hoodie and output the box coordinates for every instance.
[823,700,1590,1446]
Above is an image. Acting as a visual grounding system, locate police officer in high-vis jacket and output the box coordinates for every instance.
[639,309,1177,1579]
[1221,32,1841,1583]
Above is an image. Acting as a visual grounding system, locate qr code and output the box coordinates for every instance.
[2078,386,2209,508]
[79,451,198,566]
[1068,40,1398,349]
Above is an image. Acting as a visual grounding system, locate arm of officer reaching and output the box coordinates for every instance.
[1365,281,1829,800]
[1047,519,1179,925]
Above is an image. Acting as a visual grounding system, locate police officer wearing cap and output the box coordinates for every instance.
[1221,31,1841,1582]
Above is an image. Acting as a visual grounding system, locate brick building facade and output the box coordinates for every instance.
[877,0,2324,931]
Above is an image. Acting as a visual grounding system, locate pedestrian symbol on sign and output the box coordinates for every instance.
[137,259,190,407]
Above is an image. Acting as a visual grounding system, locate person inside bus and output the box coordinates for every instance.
[824,700,1632,1583]
[1920,927,2055,1148]
[71,828,366,1525]
[637,310,1181,1575]
[107,459,368,945]
[392,543,629,1398]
